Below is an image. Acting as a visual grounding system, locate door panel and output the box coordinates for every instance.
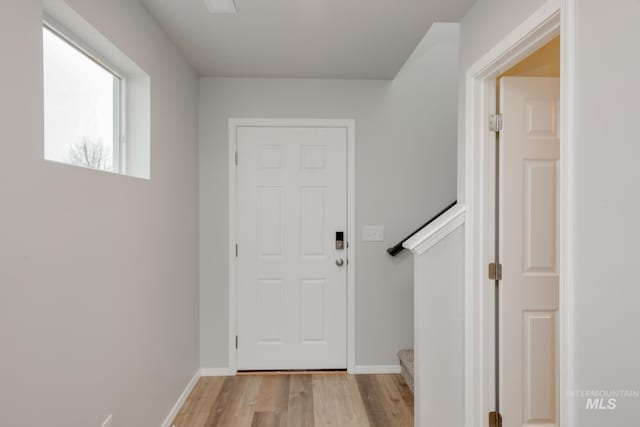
[300,279,326,342]
[300,187,326,256]
[500,77,560,427]
[523,311,557,423]
[237,126,348,370]
[257,187,283,256]
[257,279,284,343]
[523,160,557,274]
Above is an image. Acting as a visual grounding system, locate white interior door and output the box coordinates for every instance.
[500,77,560,427]
[236,125,348,370]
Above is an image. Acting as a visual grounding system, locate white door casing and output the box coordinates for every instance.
[499,77,560,427]
[236,125,349,370]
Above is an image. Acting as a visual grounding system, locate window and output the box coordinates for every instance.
[41,5,149,180]
[43,24,123,173]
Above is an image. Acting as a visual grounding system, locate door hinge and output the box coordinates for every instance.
[235,244,238,257]
[488,262,502,281]
[489,411,502,427]
[235,151,238,166]
[235,335,238,349]
[489,113,504,132]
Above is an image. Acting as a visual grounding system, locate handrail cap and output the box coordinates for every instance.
[403,204,466,256]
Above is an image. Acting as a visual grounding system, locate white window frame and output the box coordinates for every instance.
[43,16,126,174]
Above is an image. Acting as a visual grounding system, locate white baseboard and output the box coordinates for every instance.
[352,365,402,374]
[200,367,236,377]
[160,370,200,427]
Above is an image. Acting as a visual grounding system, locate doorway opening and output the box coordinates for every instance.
[464,2,575,427]
[492,36,561,427]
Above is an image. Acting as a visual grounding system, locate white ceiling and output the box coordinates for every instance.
[139,0,475,79]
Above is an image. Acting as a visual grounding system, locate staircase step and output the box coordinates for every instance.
[397,349,414,394]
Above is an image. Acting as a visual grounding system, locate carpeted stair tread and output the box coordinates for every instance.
[397,349,414,394]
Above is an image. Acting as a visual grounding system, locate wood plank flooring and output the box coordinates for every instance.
[171,374,413,427]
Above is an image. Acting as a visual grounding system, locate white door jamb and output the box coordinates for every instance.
[463,1,575,426]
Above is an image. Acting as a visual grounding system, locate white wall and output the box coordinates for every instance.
[572,1,640,424]
[413,226,465,427]
[199,25,460,369]
[459,0,640,425]
[0,1,199,426]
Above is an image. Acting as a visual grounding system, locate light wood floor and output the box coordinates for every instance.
[171,373,413,427]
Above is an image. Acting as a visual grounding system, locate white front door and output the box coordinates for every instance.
[236,125,348,370]
[500,77,560,427]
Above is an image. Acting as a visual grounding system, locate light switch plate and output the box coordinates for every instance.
[363,225,384,242]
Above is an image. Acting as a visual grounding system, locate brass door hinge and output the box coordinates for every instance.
[488,262,502,281]
[489,411,502,427]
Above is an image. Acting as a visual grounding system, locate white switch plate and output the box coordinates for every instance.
[363,225,384,242]
[102,414,112,427]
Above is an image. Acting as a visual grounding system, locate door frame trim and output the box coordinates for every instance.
[463,1,575,426]
[227,118,357,374]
